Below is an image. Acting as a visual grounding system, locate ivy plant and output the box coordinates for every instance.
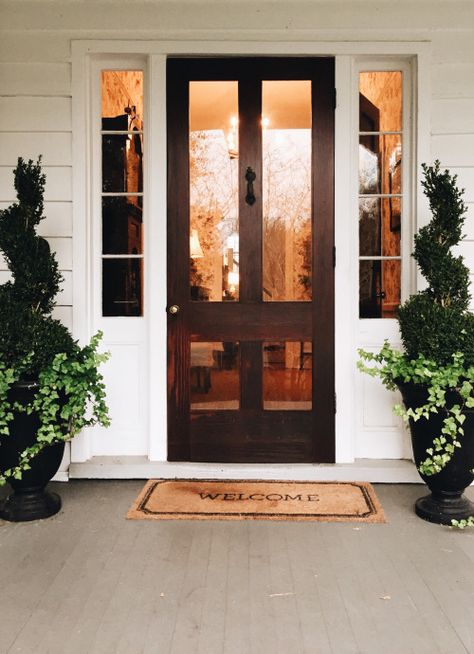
[358,161,474,477]
[0,158,110,486]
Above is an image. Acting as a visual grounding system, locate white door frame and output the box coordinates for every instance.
[71,39,431,468]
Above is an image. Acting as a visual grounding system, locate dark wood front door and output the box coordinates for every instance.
[167,57,335,463]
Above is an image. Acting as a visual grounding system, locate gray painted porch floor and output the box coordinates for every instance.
[1,481,474,654]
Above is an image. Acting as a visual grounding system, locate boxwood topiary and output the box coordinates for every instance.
[358,161,474,477]
[0,158,110,485]
[398,161,474,366]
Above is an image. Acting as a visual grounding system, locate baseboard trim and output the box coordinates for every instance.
[69,457,420,483]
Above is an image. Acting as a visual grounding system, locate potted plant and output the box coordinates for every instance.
[0,158,110,522]
[359,161,474,525]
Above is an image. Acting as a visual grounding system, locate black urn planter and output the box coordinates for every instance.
[0,381,65,522]
[398,382,474,525]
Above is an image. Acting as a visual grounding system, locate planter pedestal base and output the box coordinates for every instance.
[0,487,61,522]
[415,491,474,525]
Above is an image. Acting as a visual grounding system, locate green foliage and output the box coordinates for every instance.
[358,162,474,476]
[0,158,110,484]
[451,517,474,529]
[398,161,472,364]
[358,345,474,475]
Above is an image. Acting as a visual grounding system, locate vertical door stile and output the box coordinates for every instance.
[167,62,191,460]
[239,76,263,410]
[312,59,335,462]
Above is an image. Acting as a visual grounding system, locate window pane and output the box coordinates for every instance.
[262,81,312,302]
[381,259,401,318]
[263,341,312,410]
[359,198,381,257]
[359,72,402,132]
[382,135,402,195]
[359,260,401,318]
[102,197,143,254]
[191,342,240,409]
[189,81,239,302]
[101,70,143,129]
[103,258,143,317]
[102,134,143,193]
[359,135,380,194]
[382,198,401,255]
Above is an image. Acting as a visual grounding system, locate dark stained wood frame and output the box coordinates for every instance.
[167,57,335,463]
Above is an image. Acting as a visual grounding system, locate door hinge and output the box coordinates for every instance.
[333,246,336,267]
[333,88,337,109]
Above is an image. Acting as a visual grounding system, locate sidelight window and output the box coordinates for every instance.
[101,70,144,316]
[358,70,403,319]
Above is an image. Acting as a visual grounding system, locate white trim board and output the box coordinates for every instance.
[69,457,420,483]
[71,39,431,469]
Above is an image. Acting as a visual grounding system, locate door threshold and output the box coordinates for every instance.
[69,457,419,483]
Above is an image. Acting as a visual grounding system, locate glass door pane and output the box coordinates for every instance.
[262,81,312,302]
[189,81,239,302]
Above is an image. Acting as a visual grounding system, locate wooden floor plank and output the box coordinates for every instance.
[1,482,474,654]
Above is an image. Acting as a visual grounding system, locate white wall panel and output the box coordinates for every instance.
[0,166,72,202]
[57,271,72,306]
[90,343,148,456]
[450,168,474,202]
[431,135,474,168]
[0,201,72,237]
[432,63,474,99]
[46,237,73,271]
[464,203,474,240]
[0,33,71,64]
[0,133,72,167]
[432,32,474,64]
[52,305,73,331]
[432,99,474,134]
[0,97,71,132]
[362,374,401,429]
[0,63,70,96]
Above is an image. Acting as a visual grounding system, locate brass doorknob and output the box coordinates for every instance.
[168,304,180,314]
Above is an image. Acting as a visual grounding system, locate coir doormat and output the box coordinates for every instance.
[127,480,386,523]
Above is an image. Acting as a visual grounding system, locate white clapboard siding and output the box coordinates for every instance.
[431,135,474,168]
[0,97,71,132]
[0,33,71,64]
[457,242,474,273]
[449,168,474,203]
[432,32,474,64]
[0,166,72,202]
[52,305,73,331]
[0,238,71,271]
[47,237,73,270]
[0,133,72,167]
[432,99,474,135]
[0,63,70,96]
[0,202,72,237]
[432,63,474,99]
[464,203,474,240]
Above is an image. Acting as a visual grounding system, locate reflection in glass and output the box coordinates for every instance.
[359,198,401,258]
[102,133,143,193]
[263,341,312,410]
[101,71,144,127]
[102,197,143,254]
[359,135,380,194]
[359,198,381,257]
[262,81,312,302]
[103,258,143,317]
[359,259,401,319]
[189,82,239,302]
[359,72,402,132]
[382,198,401,256]
[191,342,240,409]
